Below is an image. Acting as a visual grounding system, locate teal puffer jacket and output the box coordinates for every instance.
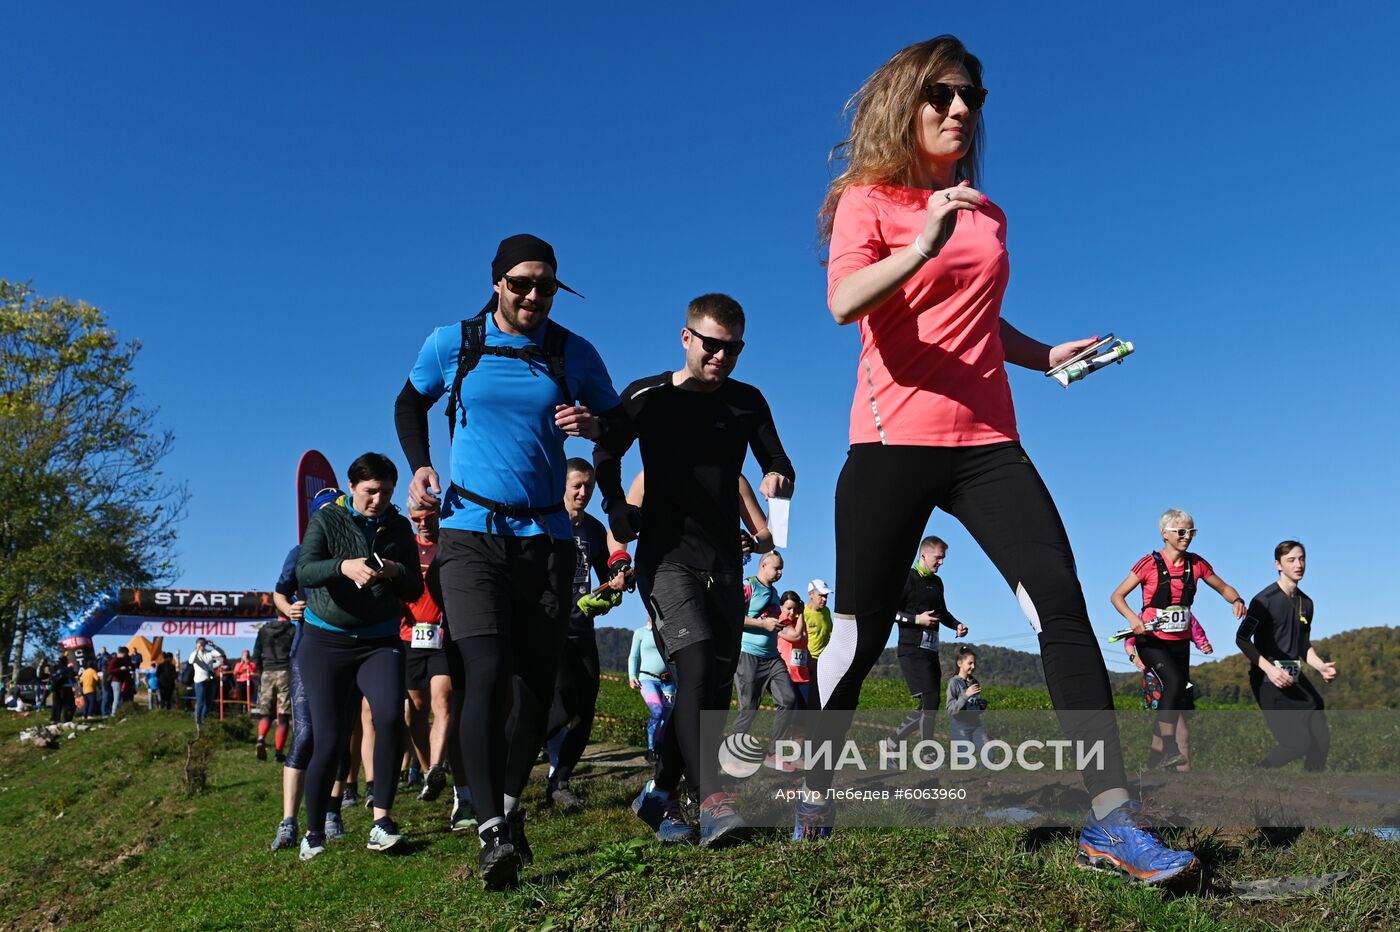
[296,496,423,632]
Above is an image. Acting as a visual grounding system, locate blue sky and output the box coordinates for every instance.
[5,2,1397,673]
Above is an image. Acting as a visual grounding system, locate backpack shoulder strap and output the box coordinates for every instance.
[541,320,573,406]
[446,311,490,440]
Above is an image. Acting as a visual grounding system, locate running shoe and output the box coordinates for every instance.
[364,780,376,810]
[299,833,326,861]
[367,818,404,852]
[420,764,448,802]
[478,823,521,891]
[1157,751,1186,769]
[791,797,835,842]
[1076,801,1198,884]
[506,809,533,866]
[764,753,798,773]
[340,785,359,808]
[632,779,666,832]
[698,791,751,849]
[549,780,584,813]
[270,817,298,851]
[255,739,268,762]
[405,766,422,789]
[275,750,287,764]
[450,794,479,832]
[324,811,346,841]
[657,794,696,844]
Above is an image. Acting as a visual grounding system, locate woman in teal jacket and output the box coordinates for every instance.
[296,452,422,860]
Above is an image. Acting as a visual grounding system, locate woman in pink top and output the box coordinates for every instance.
[1112,508,1245,769]
[797,35,1197,884]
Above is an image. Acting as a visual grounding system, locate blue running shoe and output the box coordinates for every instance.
[271,817,298,851]
[324,811,346,841]
[791,797,835,842]
[698,791,752,849]
[632,779,665,832]
[1077,802,1198,884]
[657,793,696,844]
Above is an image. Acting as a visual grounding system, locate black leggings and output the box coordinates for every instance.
[546,635,600,784]
[655,640,736,800]
[1251,669,1329,770]
[299,624,404,832]
[637,562,745,802]
[893,650,941,743]
[453,634,566,824]
[1136,636,1192,731]
[814,442,1125,797]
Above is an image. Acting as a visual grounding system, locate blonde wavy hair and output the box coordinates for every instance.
[818,35,986,249]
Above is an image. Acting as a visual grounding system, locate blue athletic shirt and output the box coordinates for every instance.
[409,313,620,539]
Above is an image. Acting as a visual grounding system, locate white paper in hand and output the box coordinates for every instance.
[767,496,791,549]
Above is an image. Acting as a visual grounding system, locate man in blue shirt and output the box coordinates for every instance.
[732,552,799,759]
[394,233,620,890]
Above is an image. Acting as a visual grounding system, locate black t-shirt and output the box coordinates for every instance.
[1240,582,1314,662]
[893,569,961,652]
[569,513,611,638]
[596,373,794,573]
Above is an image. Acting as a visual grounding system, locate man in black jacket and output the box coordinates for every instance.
[884,536,969,750]
[254,617,297,762]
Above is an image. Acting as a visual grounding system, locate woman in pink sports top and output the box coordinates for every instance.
[794,35,1199,883]
[1111,507,1246,770]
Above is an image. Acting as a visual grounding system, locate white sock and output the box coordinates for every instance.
[503,794,519,814]
[1090,788,1131,820]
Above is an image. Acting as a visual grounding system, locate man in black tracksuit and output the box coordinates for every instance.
[888,535,969,746]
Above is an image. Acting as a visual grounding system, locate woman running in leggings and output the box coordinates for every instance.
[1111,508,1239,770]
[295,453,422,860]
[803,35,1196,882]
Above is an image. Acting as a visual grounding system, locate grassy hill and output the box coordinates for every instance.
[3,681,1397,930]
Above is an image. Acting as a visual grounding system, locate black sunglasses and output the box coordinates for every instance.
[686,327,744,356]
[502,274,561,297]
[922,82,988,112]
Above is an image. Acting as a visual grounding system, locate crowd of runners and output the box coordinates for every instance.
[215,33,1341,891]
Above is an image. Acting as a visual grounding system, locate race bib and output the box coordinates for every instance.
[1155,606,1190,634]
[919,630,938,652]
[790,649,809,668]
[410,623,443,651]
[1276,659,1302,681]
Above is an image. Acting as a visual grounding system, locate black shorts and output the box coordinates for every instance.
[436,528,573,640]
[403,645,451,691]
[636,561,744,662]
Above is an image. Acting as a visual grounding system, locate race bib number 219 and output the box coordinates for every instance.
[411,623,442,650]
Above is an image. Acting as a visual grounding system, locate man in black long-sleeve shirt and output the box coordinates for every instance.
[595,293,794,849]
[884,536,969,749]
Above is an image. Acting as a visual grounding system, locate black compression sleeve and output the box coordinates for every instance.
[747,392,795,482]
[592,404,636,512]
[394,379,435,474]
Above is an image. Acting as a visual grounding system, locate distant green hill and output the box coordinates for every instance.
[600,624,1400,709]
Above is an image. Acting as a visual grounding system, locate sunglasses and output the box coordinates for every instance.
[1165,528,1197,538]
[502,274,561,297]
[922,82,988,112]
[686,326,744,356]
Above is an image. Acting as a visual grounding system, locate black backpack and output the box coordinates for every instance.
[445,309,573,439]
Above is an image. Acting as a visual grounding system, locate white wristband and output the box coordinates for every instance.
[912,237,934,261]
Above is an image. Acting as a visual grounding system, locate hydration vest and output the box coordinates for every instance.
[1146,552,1197,610]
[445,308,573,440]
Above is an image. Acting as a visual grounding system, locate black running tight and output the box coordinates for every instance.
[299,624,404,832]
[813,442,1126,797]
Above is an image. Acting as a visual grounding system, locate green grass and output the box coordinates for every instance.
[1,682,1396,931]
